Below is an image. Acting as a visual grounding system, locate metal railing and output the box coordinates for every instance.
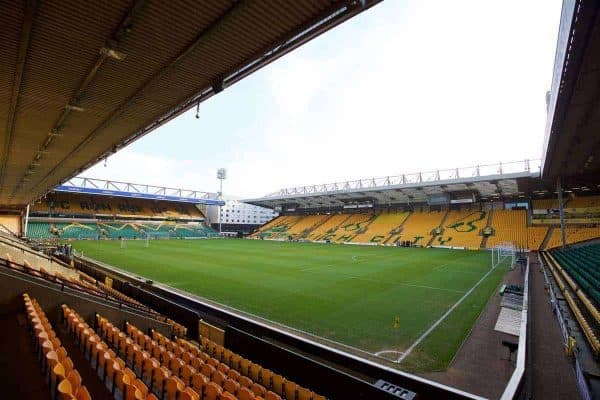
[58,176,220,201]
[0,256,159,317]
[500,257,529,400]
[266,159,541,198]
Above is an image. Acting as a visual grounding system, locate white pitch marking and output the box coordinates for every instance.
[397,261,502,363]
[341,275,466,294]
[299,264,335,272]
[374,350,405,363]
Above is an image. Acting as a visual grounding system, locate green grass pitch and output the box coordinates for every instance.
[73,238,509,371]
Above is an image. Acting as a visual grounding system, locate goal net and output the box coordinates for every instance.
[491,242,516,269]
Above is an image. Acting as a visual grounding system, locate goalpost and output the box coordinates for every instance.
[120,238,127,249]
[491,242,516,269]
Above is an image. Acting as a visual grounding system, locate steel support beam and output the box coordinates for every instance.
[13,0,148,198]
[0,0,38,194]
[557,177,567,250]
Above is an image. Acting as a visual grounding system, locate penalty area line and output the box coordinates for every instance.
[397,262,500,363]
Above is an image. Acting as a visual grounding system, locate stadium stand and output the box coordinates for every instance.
[100,223,141,239]
[306,214,352,241]
[527,226,549,251]
[398,210,447,246]
[569,195,600,208]
[486,209,528,249]
[437,210,487,249]
[254,215,302,240]
[544,226,600,249]
[330,213,377,242]
[27,220,219,240]
[285,214,331,239]
[26,221,54,239]
[0,214,21,235]
[69,310,327,400]
[352,211,411,243]
[24,294,92,400]
[174,224,220,239]
[32,192,204,220]
[550,244,600,305]
[532,199,562,209]
[542,250,600,356]
[251,202,600,250]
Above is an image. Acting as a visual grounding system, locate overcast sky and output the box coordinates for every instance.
[82,0,562,199]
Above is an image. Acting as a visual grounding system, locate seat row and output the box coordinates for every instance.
[62,304,163,400]
[23,294,91,400]
[130,322,277,400]
[99,313,281,400]
[77,271,187,338]
[95,313,219,400]
[151,327,325,400]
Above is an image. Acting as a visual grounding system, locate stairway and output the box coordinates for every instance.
[55,322,114,400]
[382,211,412,245]
[426,209,449,247]
[299,214,333,239]
[480,208,494,249]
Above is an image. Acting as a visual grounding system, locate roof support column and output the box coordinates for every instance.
[556,177,566,250]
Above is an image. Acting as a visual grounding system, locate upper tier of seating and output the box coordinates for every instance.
[533,195,600,211]
[32,192,204,220]
[568,195,600,208]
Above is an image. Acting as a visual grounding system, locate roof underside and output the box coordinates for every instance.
[245,172,600,209]
[542,0,600,180]
[0,0,379,206]
[245,172,539,209]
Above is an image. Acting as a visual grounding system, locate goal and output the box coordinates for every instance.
[491,242,516,269]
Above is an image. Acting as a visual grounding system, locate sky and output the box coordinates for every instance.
[82,0,562,199]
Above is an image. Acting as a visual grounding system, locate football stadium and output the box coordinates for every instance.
[1,1,600,400]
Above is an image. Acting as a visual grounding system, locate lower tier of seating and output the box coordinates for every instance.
[27,221,219,240]
[542,251,600,356]
[550,244,600,306]
[253,209,600,250]
[24,294,91,400]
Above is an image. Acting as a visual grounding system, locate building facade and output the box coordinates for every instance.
[207,199,278,235]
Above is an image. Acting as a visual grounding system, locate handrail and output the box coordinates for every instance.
[546,251,600,325]
[500,256,529,400]
[0,256,159,317]
[0,232,72,268]
[542,252,600,355]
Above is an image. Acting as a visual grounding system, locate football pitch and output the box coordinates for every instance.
[73,238,509,372]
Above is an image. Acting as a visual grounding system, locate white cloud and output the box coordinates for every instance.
[81,0,562,199]
[83,151,218,192]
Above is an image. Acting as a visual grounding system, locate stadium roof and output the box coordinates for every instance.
[0,0,380,206]
[52,176,224,205]
[542,0,600,181]
[245,160,548,209]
